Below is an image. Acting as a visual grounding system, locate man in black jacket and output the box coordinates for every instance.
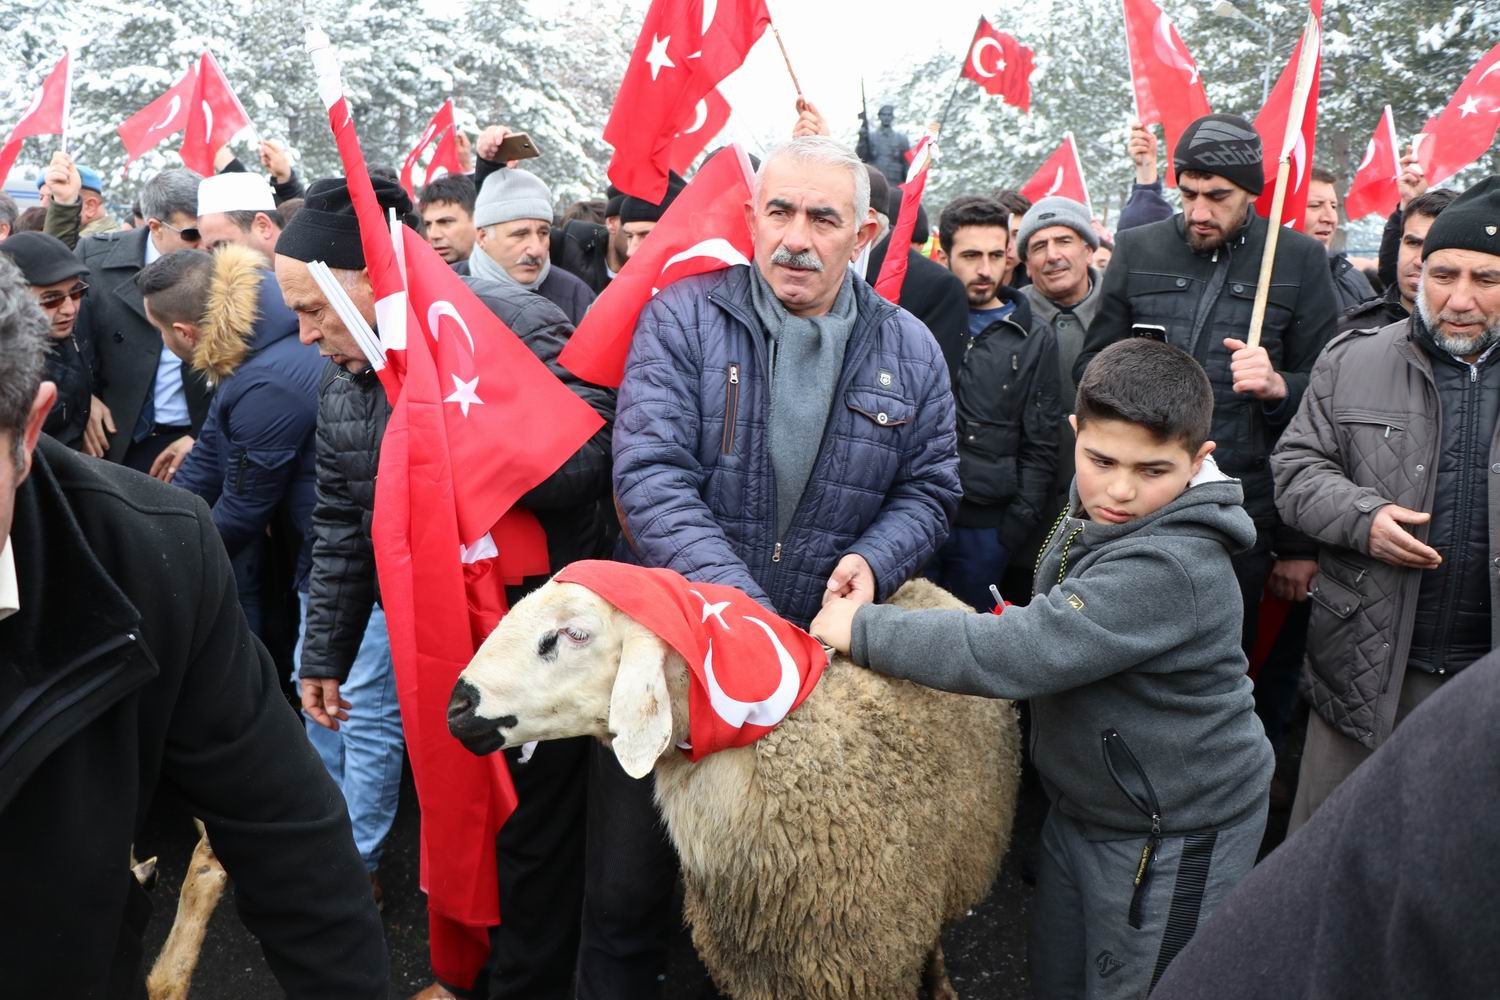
[76,168,213,473]
[1342,188,1457,333]
[1305,167,1377,312]
[862,166,970,353]
[928,194,1061,606]
[0,255,387,997]
[274,177,615,1000]
[1075,113,1339,648]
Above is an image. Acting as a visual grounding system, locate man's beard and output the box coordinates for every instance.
[1418,284,1500,358]
[1186,223,1228,254]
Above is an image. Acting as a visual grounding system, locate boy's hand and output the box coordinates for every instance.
[810,597,859,656]
[1224,338,1287,401]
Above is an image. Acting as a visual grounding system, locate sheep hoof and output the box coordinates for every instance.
[923,940,960,1000]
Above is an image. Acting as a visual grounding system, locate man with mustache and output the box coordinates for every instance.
[610,135,959,996]
[1304,166,1377,312]
[1075,113,1339,654]
[1273,175,1500,830]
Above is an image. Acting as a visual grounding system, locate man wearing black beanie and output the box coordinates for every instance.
[616,171,686,262]
[1074,112,1340,659]
[274,176,617,1000]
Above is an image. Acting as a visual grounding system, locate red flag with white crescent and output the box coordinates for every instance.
[1121,0,1211,186]
[1020,135,1092,213]
[0,53,70,187]
[560,143,756,388]
[1416,43,1500,188]
[117,65,198,164]
[669,87,731,174]
[1343,105,1401,221]
[960,17,1035,112]
[400,99,463,201]
[178,51,253,176]
[875,135,934,303]
[554,561,828,760]
[1252,0,1322,231]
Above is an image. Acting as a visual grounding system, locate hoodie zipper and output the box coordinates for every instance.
[1101,728,1163,929]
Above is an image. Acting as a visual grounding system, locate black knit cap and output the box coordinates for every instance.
[274,176,414,270]
[619,172,686,225]
[1173,113,1265,196]
[1422,175,1500,261]
[605,184,625,219]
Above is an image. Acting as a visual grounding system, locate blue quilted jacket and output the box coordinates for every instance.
[613,265,960,628]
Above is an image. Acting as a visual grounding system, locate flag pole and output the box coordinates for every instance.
[768,23,805,101]
[1246,11,1319,350]
[938,16,984,135]
[60,50,73,156]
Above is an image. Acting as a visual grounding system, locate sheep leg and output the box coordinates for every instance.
[145,824,227,1000]
[130,850,159,890]
[922,939,960,1000]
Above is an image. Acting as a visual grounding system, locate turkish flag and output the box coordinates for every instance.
[669,87,731,174]
[605,0,769,202]
[400,99,463,201]
[308,26,603,988]
[560,144,756,388]
[117,65,198,164]
[960,18,1035,112]
[1417,43,1500,188]
[1020,134,1092,212]
[178,52,253,176]
[875,136,934,303]
[1253,1,1322,231]
[1121,0,1210,186]
[1344,105,1401,221]
[554,561,828,760]
[0,53,70,189]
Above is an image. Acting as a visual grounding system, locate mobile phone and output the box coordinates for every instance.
[495,132,541,162]
[1131,323,1167,342]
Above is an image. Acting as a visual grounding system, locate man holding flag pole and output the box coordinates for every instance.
[1076,11,1339,658]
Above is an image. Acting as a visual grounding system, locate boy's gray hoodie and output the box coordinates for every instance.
[851,461,1273,838]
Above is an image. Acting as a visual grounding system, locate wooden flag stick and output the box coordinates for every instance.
[1246,11,1319,349]
[769,24,805,101]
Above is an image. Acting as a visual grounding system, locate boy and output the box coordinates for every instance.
[813,338,1273,999]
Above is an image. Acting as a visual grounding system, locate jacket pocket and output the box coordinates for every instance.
[1101,728,1162,930]
[1125,272,1194,350]
[1306,558,1363,693]
[845,388,912,429]
[1222,280,1296,359]
[958,420,1020,506]
[225,446,300,498]
[721,362,741,455]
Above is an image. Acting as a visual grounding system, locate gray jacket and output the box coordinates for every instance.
[1272,318,1500,749]
[852,464,1272,836]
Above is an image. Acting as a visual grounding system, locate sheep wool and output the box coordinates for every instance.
[554,560,828,759]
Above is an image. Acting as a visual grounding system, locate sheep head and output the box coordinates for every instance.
[448,579,685,778]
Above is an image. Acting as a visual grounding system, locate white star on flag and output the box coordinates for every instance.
[646,34,675,80]
[1460,95,1481,117]
[690,590,732,628]
[445,373,483,417]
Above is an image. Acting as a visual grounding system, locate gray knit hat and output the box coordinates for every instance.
[1018,196,1099,256]
[473,168,553,228]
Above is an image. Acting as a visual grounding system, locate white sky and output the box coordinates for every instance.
[670,0,989,150]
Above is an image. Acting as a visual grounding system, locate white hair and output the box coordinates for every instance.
[754,136,870,229]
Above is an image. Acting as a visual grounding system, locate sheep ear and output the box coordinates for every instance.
[608,630,674,779]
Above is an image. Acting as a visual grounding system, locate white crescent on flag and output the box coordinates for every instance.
[1153,13,1199,85]
[152,94,182,131]
[17,87,44,126]
[969,36,1004,79]
[201,100,214,142]
[426,299,478,355]
[650,238,750,296]
[701,616,802,729]
[1043,167,1065,198]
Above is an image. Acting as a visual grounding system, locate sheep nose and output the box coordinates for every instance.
[448,679,480,728]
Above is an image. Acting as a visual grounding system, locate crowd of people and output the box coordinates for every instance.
[1,89,1497,1000]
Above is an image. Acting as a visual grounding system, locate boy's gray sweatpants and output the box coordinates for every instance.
[1029,803,1268,999]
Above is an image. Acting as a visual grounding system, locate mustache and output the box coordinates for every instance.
[1440,310,1487,326]
[515,254,546,267]
[770,246,824,271]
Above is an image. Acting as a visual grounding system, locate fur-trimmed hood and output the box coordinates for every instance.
[195,244,299,383]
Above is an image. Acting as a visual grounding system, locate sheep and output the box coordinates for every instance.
[145,822,228,1000]
[449,575,1022,1000]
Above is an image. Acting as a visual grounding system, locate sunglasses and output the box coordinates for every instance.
[37,281,88,310]
[157,219,202,243]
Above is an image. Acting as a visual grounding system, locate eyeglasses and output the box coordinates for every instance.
[36,282,88,310]
[157,219,202,243]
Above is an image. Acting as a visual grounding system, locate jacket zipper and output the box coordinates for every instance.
[1430,359,1483,675]
[1101,728,1163,929]
[721,363,740,455]
[234,451,249,492]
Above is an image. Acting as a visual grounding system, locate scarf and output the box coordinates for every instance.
[469,241,552,292]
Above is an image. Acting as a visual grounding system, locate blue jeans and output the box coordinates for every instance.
[293,596,405,872]
[925,525,1010,611]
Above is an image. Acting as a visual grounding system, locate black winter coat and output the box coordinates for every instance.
[934,287,1062,549]
[1340,283,1408,334]
[1077,210,1339,521]
[0,438,387,997]
[1329,251,1377,313]
[76,227,213,461]
[42,316,96,449]
[864,234,970,357]
[298,277,616,683]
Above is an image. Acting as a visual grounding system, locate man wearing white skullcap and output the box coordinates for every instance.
[198,172,282,260]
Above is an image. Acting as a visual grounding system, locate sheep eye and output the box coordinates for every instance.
[561,626,590,644]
